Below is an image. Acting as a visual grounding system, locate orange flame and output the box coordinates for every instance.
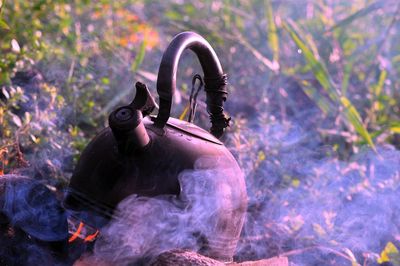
[68,221,84,243]
[68,221,100,243]
[84,230,99,242]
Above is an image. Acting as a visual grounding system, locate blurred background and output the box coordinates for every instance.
[1,0,400,265]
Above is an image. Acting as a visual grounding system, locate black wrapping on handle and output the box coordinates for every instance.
[204,74,230,138]
[155,31,230,138]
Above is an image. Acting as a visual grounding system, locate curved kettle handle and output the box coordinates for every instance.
[155,31,230,139]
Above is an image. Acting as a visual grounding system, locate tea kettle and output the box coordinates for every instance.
[64,32,247,261]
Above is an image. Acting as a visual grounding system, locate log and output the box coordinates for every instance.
[74,249,289,266]
[229,257,289,266]
[149,249,288,266]
[149,250,224,266]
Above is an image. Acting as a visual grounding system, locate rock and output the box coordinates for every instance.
[229,256,289,266]
[149,249,225,266]
[148,249,288,266]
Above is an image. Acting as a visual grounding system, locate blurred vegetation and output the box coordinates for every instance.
[0,0,158,178]
[1,0,400,264]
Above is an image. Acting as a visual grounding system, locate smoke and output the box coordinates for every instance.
[230,114,400,265]
[2,2,400,265]
[86,157,246,265]
[0,175,69,265]
[70,112,400,266]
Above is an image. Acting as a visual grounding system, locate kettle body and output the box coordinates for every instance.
[64,32,247,261]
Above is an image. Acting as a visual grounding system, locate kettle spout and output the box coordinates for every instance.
[108,82,156,154]
[109,105,150,155]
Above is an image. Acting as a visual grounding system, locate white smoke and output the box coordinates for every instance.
[89,157,246,266]
[232,116,400,265]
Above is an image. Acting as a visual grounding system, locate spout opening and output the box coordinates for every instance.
[109,108,150,154]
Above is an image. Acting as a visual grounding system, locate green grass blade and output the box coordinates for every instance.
[223,0,232,29]
[283,21,376,150]
[283,22,339,101]
[265,0,279,63]
[300,80,334,115]
[372,69,387,97]
[341,61,353,96]
[326,1,383,32]
[131,40,146,72]
[340,96,375,150]
[0,18,9,32]
[390,121,400,134]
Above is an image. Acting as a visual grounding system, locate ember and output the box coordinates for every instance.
[68,222,83,243]
[68,220,99,243]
